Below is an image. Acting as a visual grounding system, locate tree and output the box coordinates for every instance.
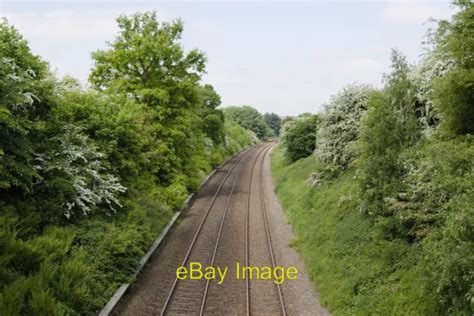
[264,112,282,136]
[281,116,294,126]
[196,84,225,145]
[0,20,55,192]
[89,11,208,186]
[280,114,318,163]
[223,105,269,139]
[358,50,421,217]
[89,12,205,97]
[431,1,474,135]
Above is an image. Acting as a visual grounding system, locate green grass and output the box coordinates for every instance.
[271,146,440,315]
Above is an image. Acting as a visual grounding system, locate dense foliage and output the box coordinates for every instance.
[224,119,258,154]
[223,105,271,139]
[264,112,282,136]
[90,12,212,190]
[431,1,474,135]
[359,50,422,218]
[280,114,318,163]
[0,13,257,314]
[0,21,55,193]
[314,84,374,169]
[272,2,473,314]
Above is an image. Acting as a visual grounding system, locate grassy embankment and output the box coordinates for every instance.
[271,145,442,315]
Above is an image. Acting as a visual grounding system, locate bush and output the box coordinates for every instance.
[224,120,258,154]
[388,136,474,312]
[280,114,318,163]
[0,20,56,192]
[55,88,159,185]
[315,84,374,168]
[35,125,126,219]
[387,136,474,239]
[0,226,97,315]
[433,67,474,135]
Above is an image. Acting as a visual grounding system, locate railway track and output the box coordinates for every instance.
[257,144,286,316]
[159,146,255,315]
[114,142,298,315]
[161,142,285,315]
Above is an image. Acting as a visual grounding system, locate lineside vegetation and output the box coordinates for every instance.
[273,2,473,314]
[0,12,263,314]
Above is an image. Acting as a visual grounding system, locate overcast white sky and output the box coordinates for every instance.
[1,0,455,115]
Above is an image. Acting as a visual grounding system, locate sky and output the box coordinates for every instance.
[0,0,456,116]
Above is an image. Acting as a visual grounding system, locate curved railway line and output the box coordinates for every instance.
[256,144,286,316]
[114,142,326,315]
[159,145,257,315]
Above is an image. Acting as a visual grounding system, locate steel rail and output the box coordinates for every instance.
[258,144,286,316]
[199,143,273,315]
[245,142,276,316]
[160,146,255,316]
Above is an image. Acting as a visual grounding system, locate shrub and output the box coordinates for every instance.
[35,125,126,219]
[0,226,97,315]
[315,84,375,168]
[224,120,258,154]
[433,68,474,135]
[280,114,318,163]
[388,136,474,239]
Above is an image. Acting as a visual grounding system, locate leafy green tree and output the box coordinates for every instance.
[281,116,294,126]
[223,105,269,139]
[89,12,205,95]
[431,1,474,135]
[280,114,318,163]
[264,112,282,136]
[0,20,56,192]
[54,87,158,184]
[196,84,225,145]
[89,11,207,187]
[358,50,421,218]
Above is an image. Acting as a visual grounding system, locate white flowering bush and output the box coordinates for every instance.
[315,84,375,168]
[410,49,455,134]
[36,125,126,218]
